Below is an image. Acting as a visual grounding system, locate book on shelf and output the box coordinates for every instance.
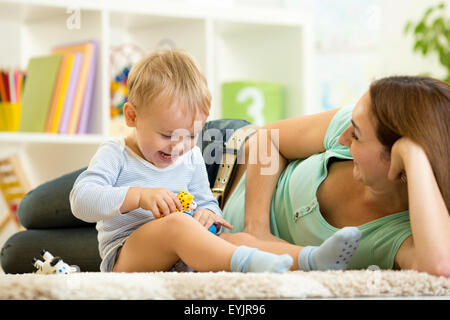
[18,54,63,133]
[51,39,97,134]
[45,53,74,133]
[0,39,98,135]
[0,68,26,132]
[55,52,82,134]
[77,39,98,134]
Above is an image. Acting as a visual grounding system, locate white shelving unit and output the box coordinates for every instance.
[0,0,314,187]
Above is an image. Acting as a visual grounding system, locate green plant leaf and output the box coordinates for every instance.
[445,28,450,40]
[439,52,450,69]
[429,37,440,51]
[414,40,426,54]
[414,21,426,35]
[404,21,412,34]
[406,2,449,78]
[433,17,445,32]
[423,6,435,21]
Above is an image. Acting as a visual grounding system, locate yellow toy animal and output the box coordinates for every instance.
[177,190,197,213]
[176,190,216,234]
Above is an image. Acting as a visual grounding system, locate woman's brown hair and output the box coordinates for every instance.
[369,75,450,211]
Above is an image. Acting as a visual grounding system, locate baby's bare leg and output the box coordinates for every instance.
[113,213,236,272]
[113,213,293,273]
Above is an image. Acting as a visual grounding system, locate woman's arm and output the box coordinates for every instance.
[391,138,450,276]
[243,108,341,240]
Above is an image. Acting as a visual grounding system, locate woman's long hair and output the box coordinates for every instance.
[369,76,450,211]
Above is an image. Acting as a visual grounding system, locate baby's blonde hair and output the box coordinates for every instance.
[127,49,211,117]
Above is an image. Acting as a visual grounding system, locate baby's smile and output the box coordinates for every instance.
[157,150,178,163]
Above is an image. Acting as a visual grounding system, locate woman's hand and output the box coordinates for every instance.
[138,188,183,218]
[388,137,425,182]
[193,208,234,231]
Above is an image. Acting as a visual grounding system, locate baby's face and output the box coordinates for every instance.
[132,100,207,168]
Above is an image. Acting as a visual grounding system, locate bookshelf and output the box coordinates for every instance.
[0,0,315,187]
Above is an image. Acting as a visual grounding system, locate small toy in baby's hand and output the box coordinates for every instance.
[32,249,79,274]
[177,190,217,234]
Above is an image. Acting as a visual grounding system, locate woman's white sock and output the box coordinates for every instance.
[298,227,361,271]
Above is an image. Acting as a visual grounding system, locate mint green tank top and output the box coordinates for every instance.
[222,105,412,270]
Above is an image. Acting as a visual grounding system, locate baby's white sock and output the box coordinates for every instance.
[230,246,293,273]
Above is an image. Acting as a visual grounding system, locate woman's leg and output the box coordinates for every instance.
[220,232,302,270]
[113,213,292,273]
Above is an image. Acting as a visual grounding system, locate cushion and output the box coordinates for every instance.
[1,228,100,274]
[18,167,91,229]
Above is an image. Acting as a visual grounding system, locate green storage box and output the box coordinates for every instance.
[221,81,284,125]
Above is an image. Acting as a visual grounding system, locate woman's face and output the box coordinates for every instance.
[338,91,392,189]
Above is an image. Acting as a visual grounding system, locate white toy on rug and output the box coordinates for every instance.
[32,249,79,274]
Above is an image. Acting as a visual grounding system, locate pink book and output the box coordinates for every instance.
[77,40,98,134]
[58,53,82,133]
[52,41,94,134]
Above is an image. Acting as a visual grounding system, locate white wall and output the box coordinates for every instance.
[377,0,447,80]
[289,0,449,111]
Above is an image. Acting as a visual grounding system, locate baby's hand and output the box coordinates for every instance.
[193,208,234,231]
[139,188,183,218]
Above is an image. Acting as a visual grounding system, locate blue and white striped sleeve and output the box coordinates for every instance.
[189,147,222,217]
[69,141,130,223]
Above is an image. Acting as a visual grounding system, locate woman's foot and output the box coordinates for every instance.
[298,227,361,271]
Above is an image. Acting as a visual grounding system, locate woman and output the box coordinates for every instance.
[219,75,450,276]
[5,76,448,276]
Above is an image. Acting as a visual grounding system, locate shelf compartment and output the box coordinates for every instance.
[0,132,105,145]
[214,20,308,119]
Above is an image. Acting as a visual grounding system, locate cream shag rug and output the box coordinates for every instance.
[1,270,449,300]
